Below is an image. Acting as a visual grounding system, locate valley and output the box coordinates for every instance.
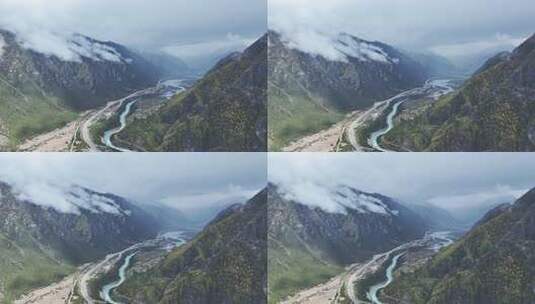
[282,78,459,152]
[279,231,456,304]
[14,231,190,304]
[17,79,193,152]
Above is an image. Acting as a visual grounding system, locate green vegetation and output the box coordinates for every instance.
[383,190,535,304]
[0,233,74,303]
[356,252,402,301]
[118,36,267,152]
[268,83,344,151]
[385,35,535,151]
[118,190,267,303]
[0,79,77,148]
[268,241,343,303]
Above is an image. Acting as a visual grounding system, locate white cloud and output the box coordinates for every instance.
[269,0,535,62]
[269,153,535,215]
[162,33,254,62]
[428,184,527,212]
[159,184,258,213]
[430,33,528,59]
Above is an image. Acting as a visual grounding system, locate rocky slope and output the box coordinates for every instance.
[117,188,267,304]
[268,30,429,149]
[0,181,160,302]
[116,34,268,152]
[0,29,161,148]
[382,187,535,304]
[384,33,535,151]
[267,183,427,302]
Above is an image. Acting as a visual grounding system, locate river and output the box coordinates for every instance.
[102,79,189,152]
[100,251,138,304]
[98,231,187,303]
[368,79,455,152]
[367,253,404,304]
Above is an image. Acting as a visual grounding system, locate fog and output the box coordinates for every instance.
[269,153,535,219]
[0,0,266,66]
[0,153,266,215]
[269,0,535,64]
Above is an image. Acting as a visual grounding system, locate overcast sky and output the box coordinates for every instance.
[0,0,266,63]
[269,153,535,218]
[269,0,535,62]
[0,153,266,215]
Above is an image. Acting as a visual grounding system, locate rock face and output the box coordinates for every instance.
[117,34,268,152]
[0,29,161,146]
[268,30,428,149]
[385,33,535,151]
[0,181,160,301]
[383,187,535,304]
[0,181,158,263]
[268,184,427,302]
[118,189,267,304]
[0,30,159,110]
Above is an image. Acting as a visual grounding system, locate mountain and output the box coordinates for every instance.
[384,33,535,151]
[0,29,160,148]
[138,51,194,79]
[409,52,459,77]
[407,203,464,230]
[116,188,267,303]
[268,183,427,302]
[114,34,268,152]
[0,181,160,302]
[382,187,535,304]
[268,30,429,149]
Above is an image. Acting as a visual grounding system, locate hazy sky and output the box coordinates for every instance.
[269,0,535,61]
[0,153,266,214]
[269,153,535,217]
[0,0,266,62]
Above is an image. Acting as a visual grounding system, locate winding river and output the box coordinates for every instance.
[367,253,404,304]
[100,251,138,304]
[102,78,190,152]
[102,99,138,152]
[368,79,455,152]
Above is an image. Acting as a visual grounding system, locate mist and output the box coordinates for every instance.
[269,0,535,66]
[0,153,267,215]
[269,153,535,220]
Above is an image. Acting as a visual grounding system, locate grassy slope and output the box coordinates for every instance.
[0,79,77,148]
[268,82,343,151]
[268,237,343,303]
[0,233,74,303]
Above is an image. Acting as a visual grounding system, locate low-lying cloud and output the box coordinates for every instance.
[0,0,266,64]
[269,153,535,217]
[0,153,266,215]
[269,0,535,63]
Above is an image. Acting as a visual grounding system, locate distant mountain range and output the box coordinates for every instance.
[383,187,535,303]
[383,33,535,151]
